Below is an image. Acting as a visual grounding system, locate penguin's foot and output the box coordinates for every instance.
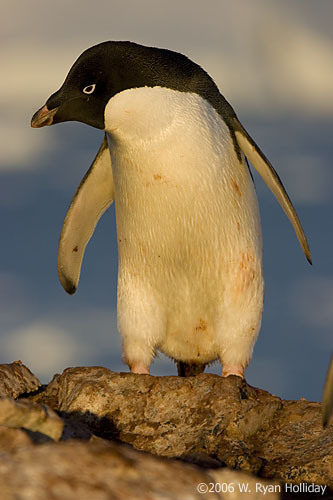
[129,361,150,375]
[222,364,244,379]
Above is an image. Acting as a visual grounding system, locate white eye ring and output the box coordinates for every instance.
[83,84,96,95]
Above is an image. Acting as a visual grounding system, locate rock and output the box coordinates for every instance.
[0,361,41,398]
[0,397,63,441]
[0,363,332,499]
[0,426,33,452]
[0,438,280,500]
[29,366,332,488]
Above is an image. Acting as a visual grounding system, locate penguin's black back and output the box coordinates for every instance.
[64,41,238,126]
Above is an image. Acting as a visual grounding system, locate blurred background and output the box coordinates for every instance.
[1,0,332,400]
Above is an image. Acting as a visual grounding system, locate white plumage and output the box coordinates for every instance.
[105,87,264,375]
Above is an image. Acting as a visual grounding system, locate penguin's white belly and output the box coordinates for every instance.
[105,87,264,366]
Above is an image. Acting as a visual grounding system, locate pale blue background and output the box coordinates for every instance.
[1,0,332,401]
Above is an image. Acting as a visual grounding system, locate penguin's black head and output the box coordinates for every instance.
[31,41,233,131]
[31,42,125,129]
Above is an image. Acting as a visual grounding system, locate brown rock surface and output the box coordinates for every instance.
[30,366,332,488]
[0,439,280,500]
[0,361,41,398]
[0,426,33,451]
[0,397,63,441]
[0,362,331,499]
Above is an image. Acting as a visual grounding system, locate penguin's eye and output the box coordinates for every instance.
[83,84,96,95]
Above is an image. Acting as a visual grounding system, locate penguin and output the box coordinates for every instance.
[31,41,311,377]
[322,354,333,427]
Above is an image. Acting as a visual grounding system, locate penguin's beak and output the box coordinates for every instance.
[31,105,59,128]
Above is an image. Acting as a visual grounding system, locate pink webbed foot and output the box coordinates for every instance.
[222,364,244,379]
[129,361,150,375]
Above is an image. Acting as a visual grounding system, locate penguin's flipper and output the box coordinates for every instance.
[58,134,114,294]
[322,354,333,427]
[233,118,312,264]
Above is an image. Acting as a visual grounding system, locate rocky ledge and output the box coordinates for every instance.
[0,361,332,499]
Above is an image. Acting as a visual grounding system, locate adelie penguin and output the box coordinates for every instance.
[31,41,311,377]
